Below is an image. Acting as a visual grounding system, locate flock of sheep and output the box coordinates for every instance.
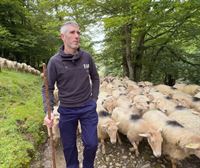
[1,57,200,168]
[51,76,200,168]
[0,57,40,75]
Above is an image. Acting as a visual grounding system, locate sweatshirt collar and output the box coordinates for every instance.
[59,45,81,61]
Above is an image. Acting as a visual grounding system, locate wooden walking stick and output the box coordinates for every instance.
[43,63,56,168]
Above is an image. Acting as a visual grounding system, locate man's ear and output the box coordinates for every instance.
[60,34,64,40]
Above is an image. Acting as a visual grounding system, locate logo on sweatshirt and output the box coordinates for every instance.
[83,64,89,73]
[83,64,89,69]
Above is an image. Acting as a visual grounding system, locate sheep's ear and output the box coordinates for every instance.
[147,95,154,101]
[116,122,120,126]
[139,133,150,137]
[185,143,200,149]
[101,124,107,131]
[157,128,162,132]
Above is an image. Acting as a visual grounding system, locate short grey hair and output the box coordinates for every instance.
[60,21,79,34]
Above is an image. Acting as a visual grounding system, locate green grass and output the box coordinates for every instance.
[0,70,46,168]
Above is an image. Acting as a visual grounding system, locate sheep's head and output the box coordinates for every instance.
[102,121,119,144]
[139,128,163,158]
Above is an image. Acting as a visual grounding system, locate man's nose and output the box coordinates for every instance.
[75,32,80,38]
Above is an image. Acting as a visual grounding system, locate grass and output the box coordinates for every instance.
[0,70,46,168]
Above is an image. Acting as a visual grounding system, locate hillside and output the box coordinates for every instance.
[0,70,46,168]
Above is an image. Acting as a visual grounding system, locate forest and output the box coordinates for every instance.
[1,0,200,84]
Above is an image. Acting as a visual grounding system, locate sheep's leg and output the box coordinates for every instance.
[132,141,139,156]
[101,139,106,154]
[127,133,139,156]
[129,141,139,156]
[171,158,177,168]
[117,132,122,145]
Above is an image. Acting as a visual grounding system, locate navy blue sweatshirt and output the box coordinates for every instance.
[42,46,100,112]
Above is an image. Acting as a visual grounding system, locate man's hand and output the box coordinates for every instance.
[44,113,54,128]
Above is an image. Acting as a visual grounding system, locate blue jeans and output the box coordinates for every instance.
[58,100,98,168]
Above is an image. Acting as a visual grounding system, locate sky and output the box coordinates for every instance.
[85,22,105,53]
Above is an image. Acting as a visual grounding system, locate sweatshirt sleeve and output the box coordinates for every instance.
[41,58,57,113]
[89,56,100,101]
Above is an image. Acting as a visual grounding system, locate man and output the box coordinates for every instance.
[42,21,100,168]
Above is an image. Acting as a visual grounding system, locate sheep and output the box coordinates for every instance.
[173,83,186,91]
[154,84,176,95]
[102,96,117,113]
[102,93,133,114]
[132,94,151,113]
[162,122,200,168]
[127,88,143,101]
[53,84,59,106]
[97,92,112,111]
[138,81,153,87]
[52,114,60,147]
[127,114,163,157]
[5,60,15,70]
[0,57,39,75]
[148,90,166,100]
[100,81,115,94]
[143,110,200,168]
[170,91,200,112]
[116,94,133,109]
[112,108,163,157]
[170,91,193,108]
[21,63,28,72]
[46,106,60,147]
[151,95,182,115]
[0,57,7,69]
[168,108,200,135]
[97,110,120,154]
[191,97,200,112]
[180,84,200,96]
[111,88,127,98]
[123,79,139,92]
[194,92,200,99]
[111,107,133,135]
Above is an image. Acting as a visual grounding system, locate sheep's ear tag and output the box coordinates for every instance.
[185,143,199,149]
[139,133,150,137]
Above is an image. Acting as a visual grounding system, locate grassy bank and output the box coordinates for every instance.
[0,70,46,168]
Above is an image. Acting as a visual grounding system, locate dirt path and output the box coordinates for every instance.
[31,134,200,168]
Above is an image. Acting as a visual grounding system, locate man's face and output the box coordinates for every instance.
[61,25,80,50]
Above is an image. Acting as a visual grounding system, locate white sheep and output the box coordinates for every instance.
[151,95,181,115]
[154,84,176,95]
[53,85,59,106]
[181,84,200,95]
[127,114,163,157]
[170,90,193,108]
[102,96,117,113]
[132,94,151,113]
[97,110,120,154]
[168,108,200,135]
[194,92,200,99]
[112,107,163,157]
[111,107,134,135]
[47,106,60,147]
[143,110,200,168]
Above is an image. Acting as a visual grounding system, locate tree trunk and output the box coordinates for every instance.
[122,54,129,77]
[123,24,134,80]
[121,28,129,77]
[133,32,146,82]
